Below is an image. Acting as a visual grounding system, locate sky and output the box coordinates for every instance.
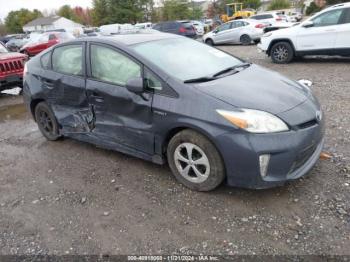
[0,0,94,20]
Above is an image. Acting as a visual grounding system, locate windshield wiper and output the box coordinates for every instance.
[212,62,251,78]
[184,76,217,84]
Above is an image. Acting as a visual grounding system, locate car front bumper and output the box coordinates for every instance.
[215,118,325,189]
[0,73,23,91]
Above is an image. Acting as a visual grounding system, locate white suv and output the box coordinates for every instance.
[258,3,350,63]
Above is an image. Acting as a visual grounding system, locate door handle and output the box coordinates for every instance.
[42,78,55,89]
[325,29,336,32]
[90,92,104,103]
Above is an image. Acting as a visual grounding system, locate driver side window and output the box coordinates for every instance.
[91,44,141,86]
[312,9,343,27]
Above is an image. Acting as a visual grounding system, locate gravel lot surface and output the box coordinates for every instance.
[0,45,349,256]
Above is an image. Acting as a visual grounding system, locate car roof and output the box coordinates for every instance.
[75,32,179,46]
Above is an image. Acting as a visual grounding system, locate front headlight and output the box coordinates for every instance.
[217,109,289,133]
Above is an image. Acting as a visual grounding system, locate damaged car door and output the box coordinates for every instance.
[44,42,93,133]
[86,43,154,155]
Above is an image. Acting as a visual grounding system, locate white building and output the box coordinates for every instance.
[23,16,83,34]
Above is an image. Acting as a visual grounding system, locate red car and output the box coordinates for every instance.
[20,32,74,56]
[0,42,27,91]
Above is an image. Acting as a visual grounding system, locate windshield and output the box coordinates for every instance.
[0,43,8,53]
[131,38,242,81]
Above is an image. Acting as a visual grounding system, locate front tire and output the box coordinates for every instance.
[270,41,294,64]
[167,130,225,191]
[34,102,60,141]
[205,38,214,46]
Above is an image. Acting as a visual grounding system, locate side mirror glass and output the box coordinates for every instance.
[126,77,144,94]
[302,21,314,28]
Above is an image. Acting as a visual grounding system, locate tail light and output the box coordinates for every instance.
[276,17,282,21]
[23,63,28,76]
[255,24,265,28]
[179,27,187,33]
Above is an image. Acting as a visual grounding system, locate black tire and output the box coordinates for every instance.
[205,38,214,46]
[240,34,251,45]
[167,129,225,191]
[270,41,294,64]
[34,102,61,141]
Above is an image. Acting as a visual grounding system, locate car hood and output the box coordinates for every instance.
[193,64,309,114]
[0,52,26,60]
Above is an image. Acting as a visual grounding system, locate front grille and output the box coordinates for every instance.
[297,119,318,129]
[0,59,24,75]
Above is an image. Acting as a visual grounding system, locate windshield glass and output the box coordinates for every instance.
[0,43,8,53]
[131,38,242,81]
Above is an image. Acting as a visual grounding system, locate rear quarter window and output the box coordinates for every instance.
[341,8,350,23]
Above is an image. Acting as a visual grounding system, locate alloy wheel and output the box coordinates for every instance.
[38,110,54,135]
[174,142,210,183]
[273,45,289,62]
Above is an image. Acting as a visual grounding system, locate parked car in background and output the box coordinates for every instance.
[203,19,266,45]
[6,38,29,52]
[250,12,287,26]
[0,42,27,91]
[0,34,23,44]
[290,11,303,22]
[20,32,74,56]
[258,2,350,63]
[152,21,196,38]
[191,20,205,35]
[135,22,153,29]
[23,33,324,191]
[100,24,136,35]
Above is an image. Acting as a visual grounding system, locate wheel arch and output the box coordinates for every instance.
[267,38,296,56]
[161,124,225,165]
[30,98,46,121]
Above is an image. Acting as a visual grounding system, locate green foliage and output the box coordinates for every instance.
[57,5,76,21]
[189,5,204,20]
[162,0,190,21]
[305,2,322,15]
[267,0,291,10]
[92,0,110,26]
[5,9,43,33]
[91,0,153,26]
[243,0,262,10]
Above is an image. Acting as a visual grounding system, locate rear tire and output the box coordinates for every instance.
[167,129,225,191]
[240,34,251,45]
[34,102,61,141]
[270,41,294,64]
[205,38,214,46]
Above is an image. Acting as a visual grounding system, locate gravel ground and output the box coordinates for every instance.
[0,45,349,256]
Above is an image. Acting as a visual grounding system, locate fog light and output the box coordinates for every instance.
[259,154,270,178]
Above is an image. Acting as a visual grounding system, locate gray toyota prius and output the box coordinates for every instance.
[23,32,325,191]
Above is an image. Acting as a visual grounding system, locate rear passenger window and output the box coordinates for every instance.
[41,51,51,70]
[91,44,141,86]
[52,44,83,76]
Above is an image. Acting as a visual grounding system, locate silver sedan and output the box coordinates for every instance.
[203,19,265,46]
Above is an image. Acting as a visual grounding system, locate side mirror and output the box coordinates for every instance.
[126,77,144,94]
[213,29,219,34]
[302,21,314,28]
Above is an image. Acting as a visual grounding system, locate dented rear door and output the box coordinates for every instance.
[44,42,93,134]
